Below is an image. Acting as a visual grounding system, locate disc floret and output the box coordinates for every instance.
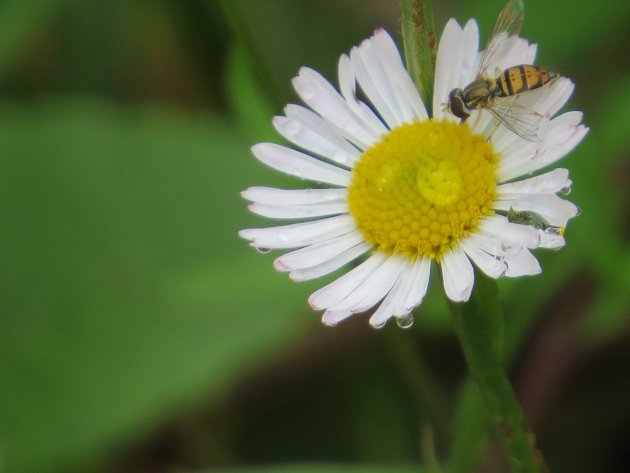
[348,120,498,260]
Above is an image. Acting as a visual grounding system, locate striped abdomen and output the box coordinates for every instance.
[496,65,558,97]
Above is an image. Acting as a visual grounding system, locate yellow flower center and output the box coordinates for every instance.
[347,120,498,260]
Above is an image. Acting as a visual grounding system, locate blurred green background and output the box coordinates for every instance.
[0,0,628,472]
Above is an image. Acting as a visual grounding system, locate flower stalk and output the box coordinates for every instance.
[400,0,437,113]
[449,271,548,473]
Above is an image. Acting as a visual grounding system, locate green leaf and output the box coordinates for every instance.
[0,98,313,473]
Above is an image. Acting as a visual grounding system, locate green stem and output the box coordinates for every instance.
[448,271,548,473]
[449,266,567,471]
[399,0,437,113]
[448,382,488,473]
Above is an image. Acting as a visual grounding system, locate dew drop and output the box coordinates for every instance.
[278,232,290,243]
[543,226,563,236]
[300,85,315,100]
[255,247,272,254]
[559,185,572,195]
[284,119,301,136]
[371,319,387,330]
[574,205,582,216]
[332,149,350,165]
[396,313,415,329]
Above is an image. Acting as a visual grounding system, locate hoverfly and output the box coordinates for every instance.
[445,0,559,141]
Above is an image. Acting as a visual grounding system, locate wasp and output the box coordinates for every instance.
[446,0,560,141]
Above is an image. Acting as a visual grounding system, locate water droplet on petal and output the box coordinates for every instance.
[396,313,414,329]
[574,205,581,216]
[255,247,272,254]
[332,149,349,165]
[300,85,315,100]
[371,319,387,330]
[278,232,290,243]
[284,119,301,136]
[559,185,572,195]
[543,226,563,236]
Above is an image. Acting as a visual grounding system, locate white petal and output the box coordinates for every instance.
[524,43,538,64]
[322,309,354,326]
[497,168,570,197]
[433,19,463,120]
[468,108,495,137]
[497,193,579,227]
[292,67,379,149]
[252,143,351,186]
[483,38,536,72]
[239,214,355,250]
[338,53,355,101]
[433,19,479,120]
[441,247,474,302]
[274,231,365,271]
[308,252,386,310]
[495,140,538,177]
[328,254,406,313]
[532,77,575,117]
[494,76,572,120]
[468,232,523,257]
[538,230,565,249]
[371,29,428,121]
[490,124,529,157]
[489,36,534,72]
[284,105,362,167]
[241,186,347,206]
[459,20,480,85]
[337,54,390,139]
[499,115,588,181]
[289,242,371,281]
[478,215,540,249]
[248,201,347,219]
[533,124,589,172]
[273,114,359,168]
[548,110,584,131]
[350,40,402,128]
[403,257,432,311]
[534,112,587,160]
[504,248,541,277]
[460,238,507,278]
[369,260,415,328]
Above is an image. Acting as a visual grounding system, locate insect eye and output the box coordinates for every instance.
[448,88,463,102]
[447,89,469,119]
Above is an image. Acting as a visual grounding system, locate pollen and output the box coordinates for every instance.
[347,120,498,260]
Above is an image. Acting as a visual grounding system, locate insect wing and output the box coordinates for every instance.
[476,0,525,78]
[485,95,547,142]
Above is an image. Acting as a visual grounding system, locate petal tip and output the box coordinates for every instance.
[273,257,290,272]
[238,228,254,240]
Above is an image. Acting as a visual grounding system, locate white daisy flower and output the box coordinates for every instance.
[240,19,588,328]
